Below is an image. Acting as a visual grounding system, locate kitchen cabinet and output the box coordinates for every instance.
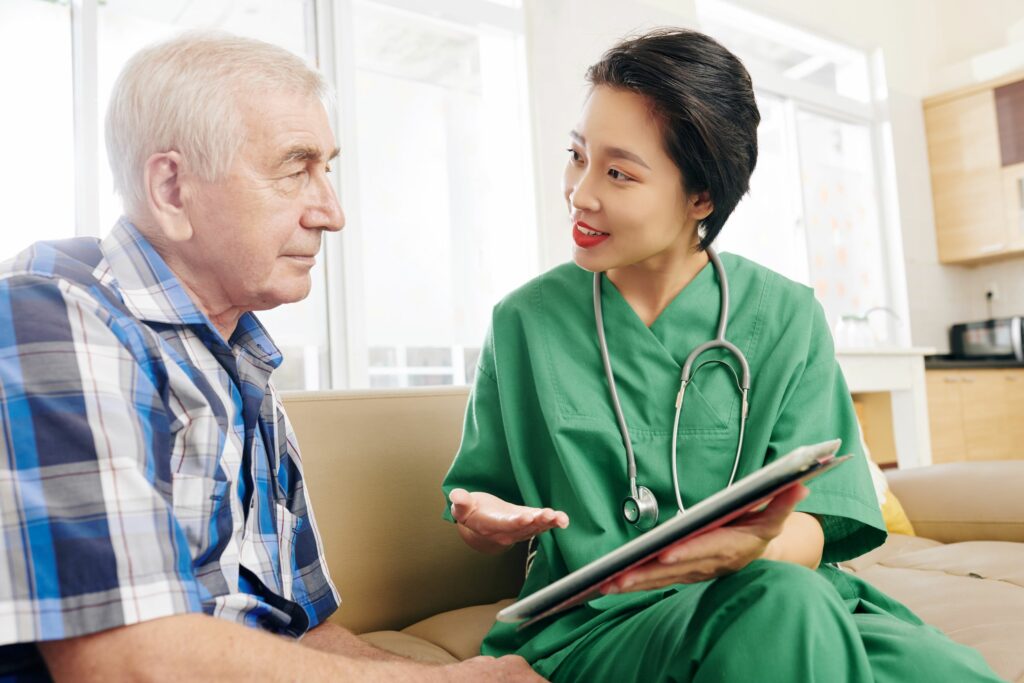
[925,368,1024,462]
[923,73,1024,263]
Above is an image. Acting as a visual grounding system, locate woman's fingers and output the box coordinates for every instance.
[453,490,569,541]
[448,488,476,524]
[737,484,809,535]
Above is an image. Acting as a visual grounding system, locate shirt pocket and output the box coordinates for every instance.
[275,503,302,601]
[171,473,232,563]
[678,362,742,435]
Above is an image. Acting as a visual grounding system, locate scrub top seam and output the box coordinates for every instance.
[535,278,570,416]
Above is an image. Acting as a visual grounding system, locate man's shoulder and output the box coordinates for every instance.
[0,236,134,320]
[1,236,106,283]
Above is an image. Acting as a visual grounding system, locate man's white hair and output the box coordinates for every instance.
[105,31,330,215]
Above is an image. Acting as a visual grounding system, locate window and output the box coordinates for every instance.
[4,0,535,390]
[0,1,76,256]
[331,0,536,388]
[699,0,907,347]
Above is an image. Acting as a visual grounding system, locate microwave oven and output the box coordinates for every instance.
[949,317,1024,361]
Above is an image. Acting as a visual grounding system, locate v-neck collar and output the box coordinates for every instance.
[598,256,720,368]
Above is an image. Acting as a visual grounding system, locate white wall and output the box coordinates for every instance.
[522,0,1024,353]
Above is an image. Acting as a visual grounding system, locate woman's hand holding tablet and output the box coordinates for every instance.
[602,483,809,594]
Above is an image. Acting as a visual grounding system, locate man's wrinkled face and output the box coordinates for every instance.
[183,91,344,312]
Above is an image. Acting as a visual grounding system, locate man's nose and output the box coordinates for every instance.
[304,174,345,232]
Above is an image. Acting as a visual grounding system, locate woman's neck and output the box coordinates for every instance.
[606,243,709,327]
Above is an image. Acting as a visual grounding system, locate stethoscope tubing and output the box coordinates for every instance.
[594,247,751,521]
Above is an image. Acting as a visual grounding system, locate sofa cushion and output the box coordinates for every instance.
[401,599,515,662]
[840,533,943,572]
[842,538,1024,683]
[359,630,459,665]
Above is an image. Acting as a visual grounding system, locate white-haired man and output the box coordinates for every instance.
[0,33,541,682]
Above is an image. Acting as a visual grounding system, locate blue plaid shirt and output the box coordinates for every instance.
[0,219,340,680]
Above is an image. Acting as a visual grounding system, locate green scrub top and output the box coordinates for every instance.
[441,254,888,667]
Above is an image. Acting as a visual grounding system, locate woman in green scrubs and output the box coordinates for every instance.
[441,29,1002,682]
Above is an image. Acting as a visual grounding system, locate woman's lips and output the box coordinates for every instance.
[572,221,610,248]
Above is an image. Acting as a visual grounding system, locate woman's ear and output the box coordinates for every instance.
[143,151,194,242]
[690,190,714,222]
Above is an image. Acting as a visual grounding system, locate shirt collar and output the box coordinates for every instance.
[101,217,209,327]
[101,217,282,369]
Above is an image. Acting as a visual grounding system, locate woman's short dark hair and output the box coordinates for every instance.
[587,28,760,250]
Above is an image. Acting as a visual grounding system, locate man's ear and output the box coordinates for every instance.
[690,190,714,222]
[143,151,194,242]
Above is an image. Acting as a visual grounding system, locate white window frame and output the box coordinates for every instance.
[698,0,912,347]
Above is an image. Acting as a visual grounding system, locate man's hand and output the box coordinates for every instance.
[437,655,546,682]
[449,489,569,553]
[602,484,810,594]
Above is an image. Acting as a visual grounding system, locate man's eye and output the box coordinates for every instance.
[291,169,308,179]
[325,163,333,174]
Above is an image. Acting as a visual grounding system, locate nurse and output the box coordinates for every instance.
[441,29,1001,682]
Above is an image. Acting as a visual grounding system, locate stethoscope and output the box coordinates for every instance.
[593,247,751,530]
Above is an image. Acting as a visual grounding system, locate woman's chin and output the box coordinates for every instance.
[572,246,614,273]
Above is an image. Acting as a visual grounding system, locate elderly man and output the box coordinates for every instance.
[0,33,540,682]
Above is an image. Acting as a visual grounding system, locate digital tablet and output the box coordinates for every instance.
[495,439,849,629]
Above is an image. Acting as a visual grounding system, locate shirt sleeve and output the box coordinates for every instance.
[0,275,203,648]
[441,324,524,522]
[767,298,887,563]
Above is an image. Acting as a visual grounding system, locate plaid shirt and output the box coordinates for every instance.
[0,219,340,680]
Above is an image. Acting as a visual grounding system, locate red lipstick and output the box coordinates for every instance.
[572,220,610,248]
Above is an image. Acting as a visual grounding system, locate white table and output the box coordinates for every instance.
[836,347,935,469]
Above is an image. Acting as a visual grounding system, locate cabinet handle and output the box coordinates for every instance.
[1007,375,1019,381]
[977,243,1007,254]
[1017,178,1024,236]
[961,376,975,383]
[943,377,960,383]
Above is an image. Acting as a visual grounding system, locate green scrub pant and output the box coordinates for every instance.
[536,561,1004,683]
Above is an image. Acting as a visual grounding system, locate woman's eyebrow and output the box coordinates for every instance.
[568,130,650,170]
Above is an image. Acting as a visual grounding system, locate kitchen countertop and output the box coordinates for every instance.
[925,355,1024,370]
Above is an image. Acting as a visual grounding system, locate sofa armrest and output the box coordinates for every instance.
[885,461,1024,543]
[283,389,526,635]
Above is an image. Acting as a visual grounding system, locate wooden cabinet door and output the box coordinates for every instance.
[924,91,1007,262]
[925,371,968,463]
[1002,369,1024,458]
[960,370,1013,460]
[1002,162,1024,251]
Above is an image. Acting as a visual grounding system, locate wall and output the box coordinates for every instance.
[522,0,1024,353]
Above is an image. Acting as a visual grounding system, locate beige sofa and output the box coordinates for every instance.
[283,388,1024,682]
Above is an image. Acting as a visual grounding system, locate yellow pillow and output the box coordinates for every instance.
[863,444,916,536]
[878,483,915,536]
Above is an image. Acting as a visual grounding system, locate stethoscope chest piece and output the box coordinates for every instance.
[622,485,659,530]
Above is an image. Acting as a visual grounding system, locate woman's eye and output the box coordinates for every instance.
[566,148,582,163]
[608,168,632,182]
